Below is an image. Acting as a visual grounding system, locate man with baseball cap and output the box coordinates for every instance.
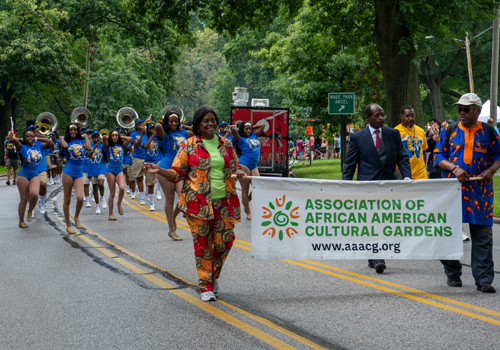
[218,121,228,138]
[434,93,500,293]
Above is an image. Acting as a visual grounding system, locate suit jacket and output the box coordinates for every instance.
[342,126,411,181]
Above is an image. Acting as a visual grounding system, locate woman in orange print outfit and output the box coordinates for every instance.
[144,107,245,302]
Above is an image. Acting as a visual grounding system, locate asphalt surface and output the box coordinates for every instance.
[1,174,500,350]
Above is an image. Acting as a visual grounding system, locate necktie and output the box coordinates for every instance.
[374,130,381,151]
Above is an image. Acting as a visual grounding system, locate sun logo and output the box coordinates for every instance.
[261,195,300,241]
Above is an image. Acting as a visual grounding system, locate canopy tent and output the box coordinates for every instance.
[478,99,500,123]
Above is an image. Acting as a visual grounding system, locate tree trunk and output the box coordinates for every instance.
[419,50,465,121]
[0,83,14,162]
[374,0,423,128]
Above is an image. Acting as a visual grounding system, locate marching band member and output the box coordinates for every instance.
[129,119,147,204]
[230,121,265,220]
[102,130,132,220]
[88,131,107,214]
[59,123,91,234]
[10,126,52,228]
[81,128,92,207]
[121,129,132,194]
[144,107,245,302]
[156,110,193,241]
[35,126,51,218]
[142,123,163,211]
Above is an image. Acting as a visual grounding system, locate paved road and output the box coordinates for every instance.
[1,178,499,350]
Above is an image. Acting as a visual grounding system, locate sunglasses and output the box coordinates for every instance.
[457,106,476,113]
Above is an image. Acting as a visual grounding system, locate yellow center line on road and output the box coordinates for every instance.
[283,260,500,326]
[57,193,329,350]
[121,193,500,325]
[301,260,500,319]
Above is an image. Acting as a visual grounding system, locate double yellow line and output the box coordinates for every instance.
[121,194,500,328]
[59,193,329,350]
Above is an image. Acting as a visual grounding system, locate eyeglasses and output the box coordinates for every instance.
[457,106,476,113]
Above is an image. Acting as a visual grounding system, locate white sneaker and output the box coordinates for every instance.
[101,197,107,209]
[39,202,46,215]
[91,196,95,202]
[139,199,145,205]
[214,280,219,294]
[95,205,101,215]
[125,188,130,194]
[156,189,162,200]
[463,233,470,242]
[130,193,136,199]
[147,196,150,202]
[201,291,216,302]
[149,203,155,211]
[86,201,91,208]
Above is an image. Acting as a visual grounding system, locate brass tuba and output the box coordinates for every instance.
[161,105,184,124]
[36,112,58,135]
[70,107,92,127]
[116,107,138,129]
[100,129,110,138]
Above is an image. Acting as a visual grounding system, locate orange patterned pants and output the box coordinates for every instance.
[186,198,235,292]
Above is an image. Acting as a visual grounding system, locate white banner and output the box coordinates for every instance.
[250,178,463,260]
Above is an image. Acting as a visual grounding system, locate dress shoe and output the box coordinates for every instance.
[368,263,374,268]
[447,276,462,287]
[374,262,386,273]
[477,283,496,293]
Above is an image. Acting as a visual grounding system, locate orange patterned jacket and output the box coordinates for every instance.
[171,135,241,223]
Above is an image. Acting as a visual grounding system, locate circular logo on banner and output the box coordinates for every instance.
[261,195,300,241]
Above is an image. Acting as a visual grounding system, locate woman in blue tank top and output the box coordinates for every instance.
[156,110,193,240]
[10,128,52,228]
[230,121,265,220]
[103,130,132,220]
[59,123,91,234]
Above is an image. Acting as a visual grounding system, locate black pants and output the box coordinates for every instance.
[441,223,494,286]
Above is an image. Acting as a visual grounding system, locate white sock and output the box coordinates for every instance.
[148,194,154,203]
[156,182,161,191]
[85,196,89,202]
[140,192,145,200]
[39,195,45,204]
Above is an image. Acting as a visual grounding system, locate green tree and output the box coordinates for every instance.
[0,0,78,157]
[210,65,237,121]
[168,28,225,121]
[137,0,497,127]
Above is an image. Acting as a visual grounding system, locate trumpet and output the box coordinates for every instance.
[116,107,138,129]
[36,112,58,135]
[70,107,91,127]
[100,128,110,138]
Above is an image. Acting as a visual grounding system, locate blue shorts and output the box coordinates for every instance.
[63,162,84,180]
[18,167,39,181]
[107,165,123,176]
[158,156,174,170]
[239,156,259,171]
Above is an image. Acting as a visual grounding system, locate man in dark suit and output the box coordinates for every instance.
[342,103,411,273]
